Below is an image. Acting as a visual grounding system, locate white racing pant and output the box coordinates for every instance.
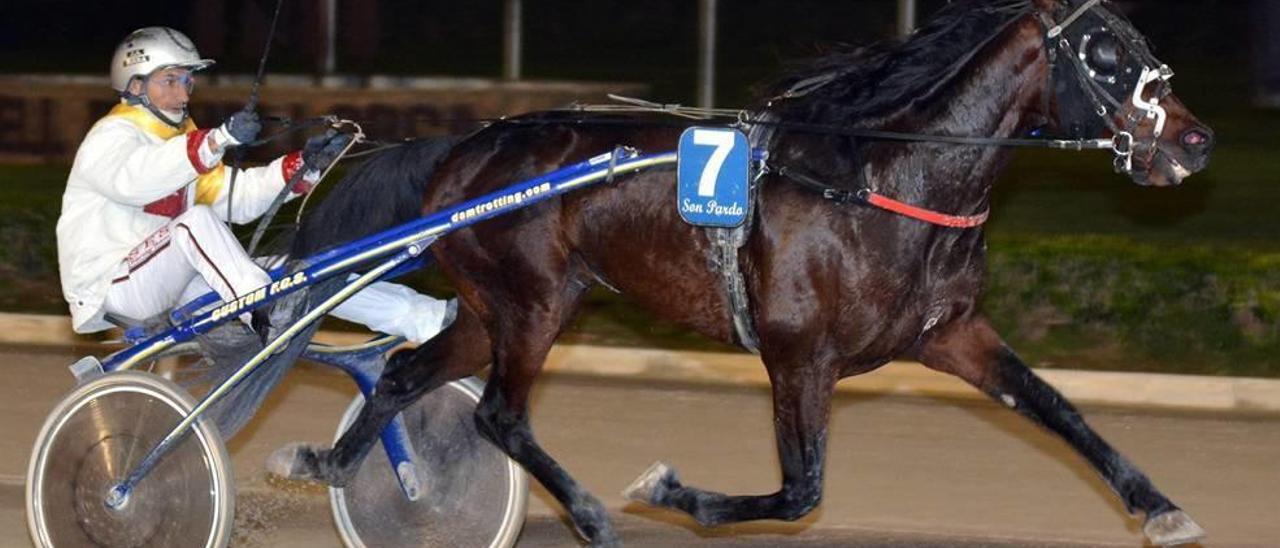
[178,274,451,344]
[103,205,450,343]
[104,206,269,325]
[306,277,449,344]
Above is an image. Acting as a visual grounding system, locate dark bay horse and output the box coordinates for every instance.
[284,0,1214,545]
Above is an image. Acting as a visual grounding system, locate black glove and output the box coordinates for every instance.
[302,131,353,172]
[220,108,261,147]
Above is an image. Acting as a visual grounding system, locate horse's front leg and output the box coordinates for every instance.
[267,300,491,485]
[624,352,837,526]
[917,313,1205,547]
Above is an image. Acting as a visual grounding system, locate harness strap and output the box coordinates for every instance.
[862,191,990,228]
[703,116,773,355]
[1046,0,1102,38]
[775,163,990,229]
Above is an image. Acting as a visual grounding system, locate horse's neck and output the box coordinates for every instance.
[871,20,1047,209]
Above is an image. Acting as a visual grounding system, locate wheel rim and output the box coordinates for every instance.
[330,377,527,548]
[26,371,234,548]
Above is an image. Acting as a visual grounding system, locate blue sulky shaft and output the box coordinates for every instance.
[103,147,678,504]
[108,247,423,509]
[104,147,676,371]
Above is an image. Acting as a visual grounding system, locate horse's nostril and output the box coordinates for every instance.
[1182,129,1212,149]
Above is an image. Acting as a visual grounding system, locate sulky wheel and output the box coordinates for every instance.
[330,377,527,548]
[26,370,234,548]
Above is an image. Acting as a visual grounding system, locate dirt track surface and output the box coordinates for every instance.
[1,345,1277,547]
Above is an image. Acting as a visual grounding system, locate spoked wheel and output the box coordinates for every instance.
[330,377,527,548]
[26,371,234,547]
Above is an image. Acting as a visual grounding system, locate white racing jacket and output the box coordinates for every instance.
[57,102,306,333]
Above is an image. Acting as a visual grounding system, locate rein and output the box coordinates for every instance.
[567,91,1124,150]
[743,117,1118,151]
[261,102,1114,231]
[245,119,363,255]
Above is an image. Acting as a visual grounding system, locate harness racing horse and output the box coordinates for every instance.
[283,0,1214,545]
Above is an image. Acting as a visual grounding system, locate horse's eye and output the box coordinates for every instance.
[1086,34,1122,75]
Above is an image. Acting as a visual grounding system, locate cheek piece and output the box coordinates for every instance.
[1130,66,1170,138]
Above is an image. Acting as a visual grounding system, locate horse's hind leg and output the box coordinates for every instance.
[917,314,1205,547]
[625,350,838,526]
[269,300,492,485]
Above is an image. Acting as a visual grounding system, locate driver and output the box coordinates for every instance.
[57,27,452,343]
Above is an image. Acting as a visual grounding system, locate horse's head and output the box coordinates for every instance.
[1035,0,1213,187]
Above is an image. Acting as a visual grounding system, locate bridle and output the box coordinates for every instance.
[1038,0,1175,174]
[713,0,1181,227]
[732,0,1176,179]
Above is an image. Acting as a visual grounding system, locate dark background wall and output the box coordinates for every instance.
[0,1,1264,106]
[2,1,1279,375]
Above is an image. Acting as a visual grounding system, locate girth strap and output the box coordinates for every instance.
[704,117,773,355]
[708,220,760,354]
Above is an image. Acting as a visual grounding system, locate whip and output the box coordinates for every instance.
[226,0,285,225]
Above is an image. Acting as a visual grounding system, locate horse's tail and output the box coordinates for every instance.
[291,136,457,257]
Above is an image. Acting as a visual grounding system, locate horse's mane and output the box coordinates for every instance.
[759,0,1037,124]
[290,1,1047,263]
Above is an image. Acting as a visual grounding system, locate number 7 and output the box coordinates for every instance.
[693,129,735,197]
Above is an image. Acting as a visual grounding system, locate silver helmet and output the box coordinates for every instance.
[110,27,214,92]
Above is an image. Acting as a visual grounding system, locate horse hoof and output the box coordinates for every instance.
[622,461,673,504]
[587,537,622,548]
[1144,510,1206,547]
[266,442,325,482]
[581,520,622,548]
